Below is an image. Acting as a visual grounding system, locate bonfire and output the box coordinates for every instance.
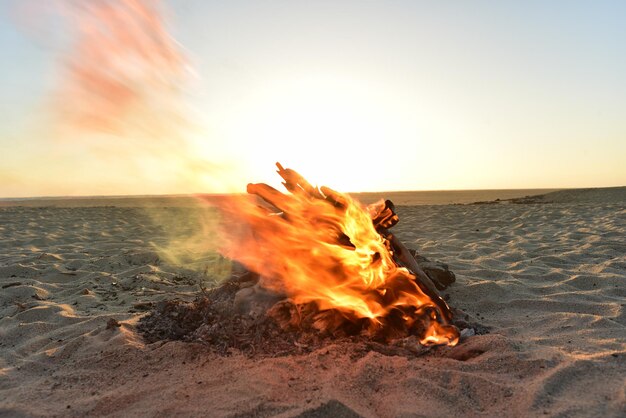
[140,163,472,355]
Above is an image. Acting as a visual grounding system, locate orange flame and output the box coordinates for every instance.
[217,163,458,346]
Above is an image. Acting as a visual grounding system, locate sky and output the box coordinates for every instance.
[0,0,625,197]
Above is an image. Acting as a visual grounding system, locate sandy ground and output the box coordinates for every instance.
[0,188,625,417]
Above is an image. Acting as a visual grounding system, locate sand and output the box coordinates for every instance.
[1,188,625,417]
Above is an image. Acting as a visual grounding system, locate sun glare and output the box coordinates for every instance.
[212,75,421,192]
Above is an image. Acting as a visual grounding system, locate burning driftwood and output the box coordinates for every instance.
[218,163,459,345]
[139,163,470,355]
[239,164,457,343]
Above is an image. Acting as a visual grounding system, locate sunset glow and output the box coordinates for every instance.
[1,1,625,197]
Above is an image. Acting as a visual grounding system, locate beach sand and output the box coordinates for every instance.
[1,188,625,417]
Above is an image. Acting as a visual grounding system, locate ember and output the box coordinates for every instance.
[215,163,459,346]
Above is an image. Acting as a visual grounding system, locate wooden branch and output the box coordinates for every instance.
[246,183,290,213]
[386,232,453,322]
[275,163,348,209]
[276,162,324,199]
[319,186,348,210]
[369,199,399,230]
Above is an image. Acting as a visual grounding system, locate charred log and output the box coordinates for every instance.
[408,249,456,291]
[370,199,399,230]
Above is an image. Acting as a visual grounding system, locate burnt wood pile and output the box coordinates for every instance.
[138,164,486,355]
[137,252,483,357]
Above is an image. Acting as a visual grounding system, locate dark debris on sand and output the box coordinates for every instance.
[137,257,488,358]
[137,273,310,357]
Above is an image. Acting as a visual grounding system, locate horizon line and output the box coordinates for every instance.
[2,185,625,201]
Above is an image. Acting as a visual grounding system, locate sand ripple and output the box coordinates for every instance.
[0,201,624,417]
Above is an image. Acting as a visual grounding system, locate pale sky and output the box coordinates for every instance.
[1,0,625,197]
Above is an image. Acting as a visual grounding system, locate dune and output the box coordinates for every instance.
[0,188,624,417]
[529,186,626,204]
